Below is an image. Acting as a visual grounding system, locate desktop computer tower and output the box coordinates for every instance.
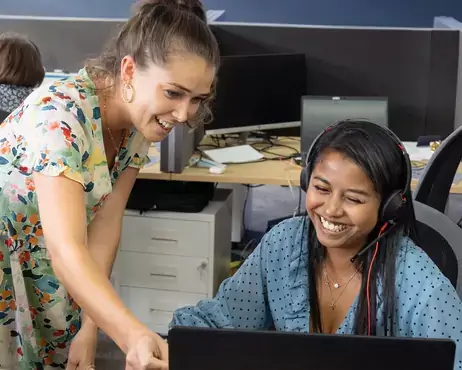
[160,124,204,173]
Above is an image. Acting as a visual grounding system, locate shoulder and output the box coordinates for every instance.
[257,216,308,273]
[393,237,462,341]
[395,237,450,288]
[394,237,457,307]
[262,216,307,251]
[22,69,98,125]
[13,70,98,144]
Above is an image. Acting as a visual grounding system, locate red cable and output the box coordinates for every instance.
[366,222,388,336]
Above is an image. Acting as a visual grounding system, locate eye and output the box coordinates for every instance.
[346,197,362,204]
[165,90,183,99]
[314,185,329,194]
[191,97,206,104]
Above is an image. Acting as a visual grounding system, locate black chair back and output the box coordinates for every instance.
[413,126,462,213]
[414,201,461,294]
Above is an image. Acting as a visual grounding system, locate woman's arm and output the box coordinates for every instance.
[169,225,283,330]
[81,167,139,328]
[34,171,146,353]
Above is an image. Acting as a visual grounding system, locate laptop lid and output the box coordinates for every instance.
[169,327,455,370]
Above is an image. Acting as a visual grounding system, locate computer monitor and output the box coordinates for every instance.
[205,53,307,137]
[300,95,388,154]
[169,327,456,370]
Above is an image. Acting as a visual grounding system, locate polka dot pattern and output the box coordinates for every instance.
[170,216,462,369]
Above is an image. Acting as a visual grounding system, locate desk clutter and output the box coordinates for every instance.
[203,144,264,164]
[139,134,462,192]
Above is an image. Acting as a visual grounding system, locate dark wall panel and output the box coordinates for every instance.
[211,25,459,140]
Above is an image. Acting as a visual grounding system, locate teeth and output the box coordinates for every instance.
[320,216,347,232]
[158,118,173,130]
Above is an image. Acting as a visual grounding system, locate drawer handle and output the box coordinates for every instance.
[150,237,177,243]
[149,308,171,313]
[150,272,177,279]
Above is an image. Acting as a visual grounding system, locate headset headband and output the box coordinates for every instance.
[304,119,412,198]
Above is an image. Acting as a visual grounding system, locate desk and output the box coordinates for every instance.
[139,137,301,186]
[138,136,462,194]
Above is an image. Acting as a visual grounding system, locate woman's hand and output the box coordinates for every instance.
[125,331,169,370]
[66,323,98,370]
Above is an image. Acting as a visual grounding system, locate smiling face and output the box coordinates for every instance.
[119,53,215,142]
[306,149,382,253]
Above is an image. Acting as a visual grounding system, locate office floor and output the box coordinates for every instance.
[95,185,462,366]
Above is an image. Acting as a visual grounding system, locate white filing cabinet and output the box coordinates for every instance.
[112,189,233,335]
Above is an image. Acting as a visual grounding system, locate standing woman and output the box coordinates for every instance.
[0,33,45,118]
[0,0,219,369]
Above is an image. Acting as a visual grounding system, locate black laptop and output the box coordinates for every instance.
[169,327,456,370]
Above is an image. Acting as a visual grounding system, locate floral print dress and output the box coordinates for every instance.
[0,69,150,369]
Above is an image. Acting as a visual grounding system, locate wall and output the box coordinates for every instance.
[1,0,462,27]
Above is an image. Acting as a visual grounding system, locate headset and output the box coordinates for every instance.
[299,119,412,335]
[300,119,411,225]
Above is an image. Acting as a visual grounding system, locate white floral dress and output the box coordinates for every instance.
[0,68,150,369]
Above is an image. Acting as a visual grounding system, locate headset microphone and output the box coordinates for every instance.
[350,223,397,263]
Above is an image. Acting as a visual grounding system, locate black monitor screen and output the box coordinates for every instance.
[208,53,307,133]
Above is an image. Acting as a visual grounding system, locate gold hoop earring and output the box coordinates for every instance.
[122,82,135,103]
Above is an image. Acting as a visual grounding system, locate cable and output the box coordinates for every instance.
[296,186,302,215]
[242,185,250,236]
[241,184,265,234]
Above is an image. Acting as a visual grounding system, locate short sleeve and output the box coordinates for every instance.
[122,129,151,169]
[21,96,91,186]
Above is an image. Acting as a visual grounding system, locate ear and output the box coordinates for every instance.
[120,55,136,83]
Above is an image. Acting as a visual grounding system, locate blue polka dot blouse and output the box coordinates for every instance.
[170,216,462,369]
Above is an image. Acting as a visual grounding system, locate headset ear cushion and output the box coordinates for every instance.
[380,190,405,222]
[300,166,309,192]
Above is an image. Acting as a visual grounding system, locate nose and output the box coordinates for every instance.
[172,101,190,123]
[324,195,344,218]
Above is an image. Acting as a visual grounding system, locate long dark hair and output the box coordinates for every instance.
[306,120,418,336]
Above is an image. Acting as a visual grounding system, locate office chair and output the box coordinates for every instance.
[414,200,461,296]
[413,125,462,213]
[0,109,9,122]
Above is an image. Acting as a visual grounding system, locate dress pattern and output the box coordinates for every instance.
[0,69,150,369]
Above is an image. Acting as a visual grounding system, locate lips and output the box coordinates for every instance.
[157,117,174,131]
[319,215,349,233]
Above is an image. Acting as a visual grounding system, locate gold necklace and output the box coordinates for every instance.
[324,262,361,310]
[101,92,125,157]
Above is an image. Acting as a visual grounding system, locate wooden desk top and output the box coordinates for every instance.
[138,137,301,186]
[138,136,462,193]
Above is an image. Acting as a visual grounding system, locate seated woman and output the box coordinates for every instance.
[171,120,462,369]
[0,32,45,116]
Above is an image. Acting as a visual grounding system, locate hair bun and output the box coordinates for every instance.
[134,0,207,22]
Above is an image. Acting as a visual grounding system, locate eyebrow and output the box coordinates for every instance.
[313,176,371,197]
[168,82,210,98]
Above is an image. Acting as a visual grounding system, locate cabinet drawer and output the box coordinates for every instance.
[116,251,209,294]
[120,287,206,335]
[121,215,210,257]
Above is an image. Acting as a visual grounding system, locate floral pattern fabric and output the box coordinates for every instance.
[0,69,150,369]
